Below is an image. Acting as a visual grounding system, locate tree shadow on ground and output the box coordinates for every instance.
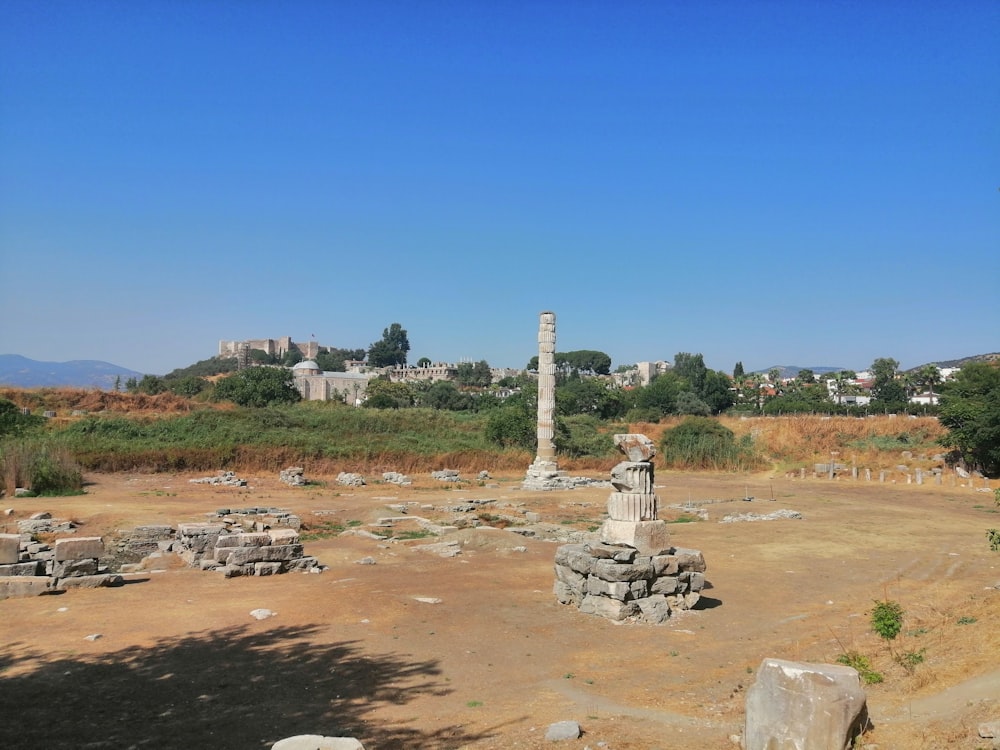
[0,624,499,749]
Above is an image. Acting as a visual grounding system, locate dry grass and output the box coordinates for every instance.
[0,387,204,415]
[636,415,947,474]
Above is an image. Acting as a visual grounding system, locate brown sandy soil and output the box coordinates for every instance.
[1,470,998,749]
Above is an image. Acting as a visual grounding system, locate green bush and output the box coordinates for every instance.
[835,652,883,684]
[659,417,764,471]
[870,600,904,642]
[1,440,84,496]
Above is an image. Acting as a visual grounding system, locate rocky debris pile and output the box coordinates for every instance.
[190,471,247,487]
[0,533,147,599]
[720,510,803,523]
[279,466,306,486]
[337,472,366,487]
[477,470,491,480]
[175,518,322,578]
[17,512,76,535]
[431,469,461,482]
[744,658,869,750]
[108,524,174,567]
[212,506,303,530]
[382,471,411,485]
[554,542,706,623]
[522,472,608,491]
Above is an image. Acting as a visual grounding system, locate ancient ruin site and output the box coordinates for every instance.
[2,463,998,750]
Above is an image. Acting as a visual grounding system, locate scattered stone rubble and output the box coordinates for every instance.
[337,472,366,487]
[553,434,708,623]
[431,469,461,482]
[382,471,412,485]
[189,471,247,486]
[279,466,306,486]
[720,509,803,523]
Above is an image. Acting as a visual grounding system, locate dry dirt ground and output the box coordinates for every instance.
[2,469,998,750]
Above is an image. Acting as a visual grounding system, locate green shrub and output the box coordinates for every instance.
[835,652,883,684]
[870,600,904,642]
[1,440,84,496]
[659,417,764,471]
[988,529,1000,551]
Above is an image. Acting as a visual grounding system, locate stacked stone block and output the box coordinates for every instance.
[553,433,708,623]
[0,533,129,599]
[176,511,320,577]
[554,542,706,623]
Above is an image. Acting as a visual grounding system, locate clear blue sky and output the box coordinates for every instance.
[2,1,997,376]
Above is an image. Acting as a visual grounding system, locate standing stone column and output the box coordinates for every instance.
[523,311,568,490]
[536,311,557,461]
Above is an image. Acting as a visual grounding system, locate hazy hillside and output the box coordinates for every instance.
[0,354,144,389]
[907,352,1000,372]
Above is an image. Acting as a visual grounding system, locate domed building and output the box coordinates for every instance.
[291,360,376,405]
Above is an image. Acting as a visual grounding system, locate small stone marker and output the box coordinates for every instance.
[270,736,365,750]
[249,608,276,620]
[544,721,581,741]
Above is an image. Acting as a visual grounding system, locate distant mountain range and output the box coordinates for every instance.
[0,354,144,389]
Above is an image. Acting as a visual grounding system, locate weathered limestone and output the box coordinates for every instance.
[600,435,669,554]
[0,533,20,564]
[0,533,129,599]
[271,736,365,750]
[523,311,569,490]
[174,511,321,576]
[744,658,869,750]
[554,434,707,622]
[279,466,306,486]
[54,537,105,561]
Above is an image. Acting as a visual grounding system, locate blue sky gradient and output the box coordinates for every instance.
[2,1,997,375]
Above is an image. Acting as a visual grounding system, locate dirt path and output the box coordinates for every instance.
[1,470,998,749]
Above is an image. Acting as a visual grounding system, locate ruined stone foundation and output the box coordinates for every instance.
[553,542,706,624]
[553,433,708,623]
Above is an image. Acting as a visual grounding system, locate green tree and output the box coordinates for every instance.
[733,361,745,381]
[315,348,365,372]
[484,403,535,450]
[701,369,735,414]
[633,371,685,418]
[281,349,304,367]
[367,323,410,367]
[136,375,166,395]
[938,363,1000,477]
[361,378,414,408]
[870,357,907,412]
[456,360,492,387]
[249,348,276,365]
[0,399,44,436]
[420,381,473,411]
[166,376,207,398]
[674,353,708,395]
[676,391,712,416]
[416,357,432,368]
[213,367,301,407]
[916,364,942,403]
[798,368,816,384]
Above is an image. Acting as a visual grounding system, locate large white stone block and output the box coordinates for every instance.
[744,658,868,750]
[599,519,670,555]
